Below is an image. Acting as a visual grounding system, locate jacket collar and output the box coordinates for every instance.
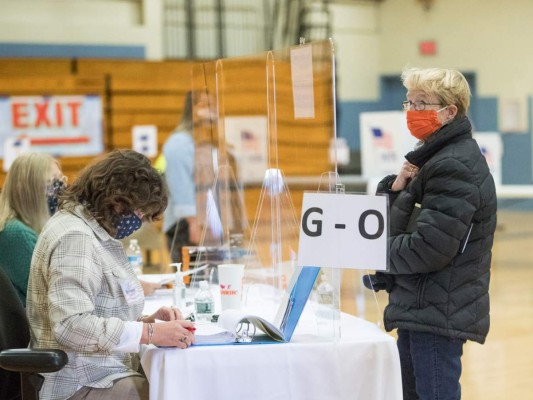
[71,204,115,242]
[405,116,472,168]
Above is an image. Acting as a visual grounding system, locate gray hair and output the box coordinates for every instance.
[401,67,471,118]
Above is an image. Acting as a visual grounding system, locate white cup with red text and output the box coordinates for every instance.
[218,264,245,311]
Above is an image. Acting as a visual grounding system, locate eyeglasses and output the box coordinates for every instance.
[402,100,442,111]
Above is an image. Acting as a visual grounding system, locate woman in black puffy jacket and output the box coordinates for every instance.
[366,67,497,400]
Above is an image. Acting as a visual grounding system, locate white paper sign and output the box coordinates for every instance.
[0,95,104,158]
[290,45,315,119]
[298,192,388,270]
[132,125,158,157]
[3,136,31,172]
[473,132,503,186]
[224,116,268,183]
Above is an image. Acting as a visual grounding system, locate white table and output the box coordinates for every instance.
[140,284,402,400]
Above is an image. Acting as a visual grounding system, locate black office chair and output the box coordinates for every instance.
[0,267,67,400]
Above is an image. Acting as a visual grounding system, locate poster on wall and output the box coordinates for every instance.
[224,115,268,183]
[132,125,158,158]
[0,95,104,159]
[473,132,503,187]
[2,136,30,172]
[360,111,418,180]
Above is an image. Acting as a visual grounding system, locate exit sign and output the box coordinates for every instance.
[419,40,437,55]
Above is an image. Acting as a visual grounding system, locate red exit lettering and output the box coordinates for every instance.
[11,99,82,129]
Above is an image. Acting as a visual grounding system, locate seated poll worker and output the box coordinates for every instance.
[364,67,497,400]
[0,152,65,305]
[26,150,195,400]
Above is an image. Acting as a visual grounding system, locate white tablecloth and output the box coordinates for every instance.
[140,285,402,400]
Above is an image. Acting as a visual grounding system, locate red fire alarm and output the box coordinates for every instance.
[419,40,437,55]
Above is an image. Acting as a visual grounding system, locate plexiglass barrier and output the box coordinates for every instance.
[173,39,385,340]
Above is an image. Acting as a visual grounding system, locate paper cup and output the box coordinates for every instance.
[218,264,245,311]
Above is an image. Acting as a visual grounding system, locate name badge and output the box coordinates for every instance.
[119,279,144,305]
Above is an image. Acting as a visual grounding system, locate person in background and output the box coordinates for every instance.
[364,67,497,400]
[0,152,65,305]
[27,149,195,400]
[162,91,202,262]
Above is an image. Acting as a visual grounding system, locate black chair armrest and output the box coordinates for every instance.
[0,349,68,373]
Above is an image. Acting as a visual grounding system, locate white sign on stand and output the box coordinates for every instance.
[297,192,388,270]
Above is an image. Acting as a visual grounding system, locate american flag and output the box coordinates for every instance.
[371,128,394,150]
[480,145,493,166]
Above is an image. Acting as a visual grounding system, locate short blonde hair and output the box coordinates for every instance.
[0,153,59,233]
[401,67,471,118]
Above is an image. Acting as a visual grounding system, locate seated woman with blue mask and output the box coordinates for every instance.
[0,152,65,305]
[26,149,196,400]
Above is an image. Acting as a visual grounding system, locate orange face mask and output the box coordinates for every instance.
[406,109,445,140]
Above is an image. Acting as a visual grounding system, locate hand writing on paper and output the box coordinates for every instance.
[144,320,197,349]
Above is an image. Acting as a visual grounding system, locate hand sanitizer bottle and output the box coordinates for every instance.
[173,263,186,309]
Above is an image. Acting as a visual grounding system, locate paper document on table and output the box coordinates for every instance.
[193,310,282,346]
[219,309,285,342]
[194,322,236,345]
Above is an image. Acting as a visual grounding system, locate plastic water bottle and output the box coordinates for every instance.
[173,266,186,309]
[127,239,143,275]
[314,272,340,338]
[194,280,214,321]
[316,274,335,308]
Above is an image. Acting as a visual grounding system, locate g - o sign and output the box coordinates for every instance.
[297,192,388,270]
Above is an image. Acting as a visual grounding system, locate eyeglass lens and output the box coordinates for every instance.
[402,100,442,111]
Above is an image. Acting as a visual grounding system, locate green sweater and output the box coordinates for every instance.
[0,219,38,305]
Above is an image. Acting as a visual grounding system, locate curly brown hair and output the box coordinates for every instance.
[59,149,168,236]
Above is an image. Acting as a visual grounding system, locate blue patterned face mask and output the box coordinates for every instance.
[113,213,142,239]
[46,179,65,216]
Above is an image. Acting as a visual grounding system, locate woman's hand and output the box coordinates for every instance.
[391,161,419,191]
[149,306,183,322]
[143,320,196,349]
